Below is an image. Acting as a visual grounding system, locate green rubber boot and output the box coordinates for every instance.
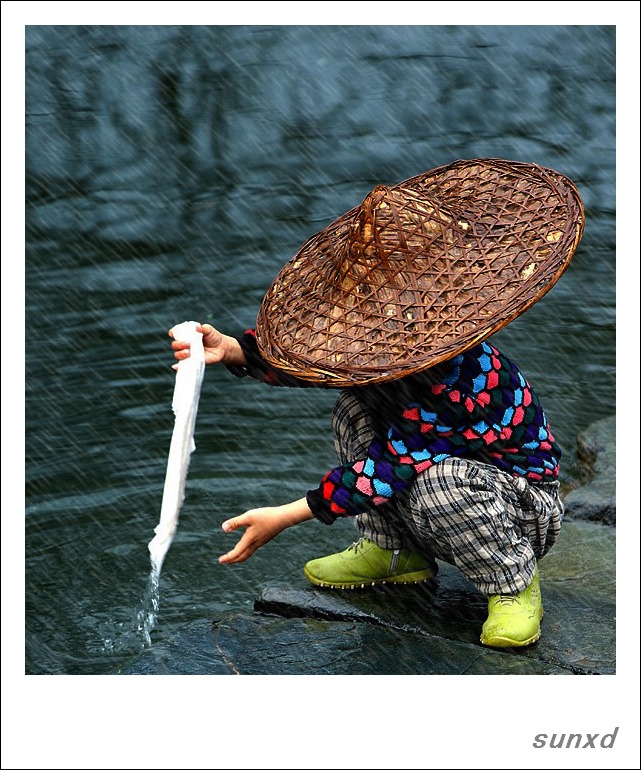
[480,568,544,648]
[304,538,435,589]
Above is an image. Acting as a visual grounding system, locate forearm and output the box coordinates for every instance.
[276,497,315,527]
[221,334,247,367]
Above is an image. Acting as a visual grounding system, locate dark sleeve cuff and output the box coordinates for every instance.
[225,329,320,387]
[224,332,256,379]
[306,489,337,525]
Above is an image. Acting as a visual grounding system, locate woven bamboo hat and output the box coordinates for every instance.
[255,158,584,386]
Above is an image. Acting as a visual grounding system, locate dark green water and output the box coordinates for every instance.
[23,25,615,677]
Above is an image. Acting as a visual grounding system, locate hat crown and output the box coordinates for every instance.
[348,184,388,258]
[337,184,452,292]
[337,186,396,290]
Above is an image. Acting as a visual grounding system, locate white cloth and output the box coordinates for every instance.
[148,321,205,574]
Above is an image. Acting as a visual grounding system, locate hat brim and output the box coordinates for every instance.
[256,158,585,386]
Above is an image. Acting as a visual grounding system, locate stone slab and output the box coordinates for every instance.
[122,520,614,676]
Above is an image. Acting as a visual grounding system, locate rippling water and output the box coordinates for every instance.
[22,25,616,678]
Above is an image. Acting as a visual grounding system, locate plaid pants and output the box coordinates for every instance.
[332,391,564,595]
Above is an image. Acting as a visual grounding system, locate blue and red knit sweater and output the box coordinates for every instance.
[227,330,561,525]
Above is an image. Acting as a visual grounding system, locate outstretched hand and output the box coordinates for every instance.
[219,498,314,564]
[169,323,246,369]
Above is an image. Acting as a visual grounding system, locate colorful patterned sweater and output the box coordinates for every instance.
[227,330,561,525]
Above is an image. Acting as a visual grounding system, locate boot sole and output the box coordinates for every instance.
[480,627,541,647]
[480,609,544,648]
[303,567,434,589]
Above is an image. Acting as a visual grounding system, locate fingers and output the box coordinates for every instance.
[219,530,256,564]
[219,541,253,564]
[170,324,213,362]
[221,514,245,533]
[219,514,257,564]
[171,339,191,363]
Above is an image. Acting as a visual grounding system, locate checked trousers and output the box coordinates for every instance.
[332,391,564,596]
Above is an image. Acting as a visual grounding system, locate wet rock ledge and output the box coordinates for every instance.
[122,415,615,676]
[562,415,616,526]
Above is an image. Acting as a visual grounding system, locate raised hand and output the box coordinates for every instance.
[169,323,246,369]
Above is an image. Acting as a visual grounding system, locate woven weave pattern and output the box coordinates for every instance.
[256,158,584,386]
